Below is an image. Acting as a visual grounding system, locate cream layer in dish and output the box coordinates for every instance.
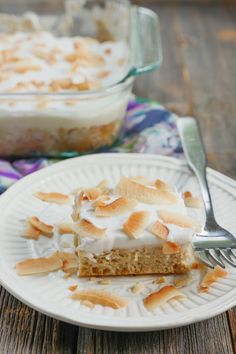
[0,31,129,128]
[0,31,129,94]
[0,31,131,155]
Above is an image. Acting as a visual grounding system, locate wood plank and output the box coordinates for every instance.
[227,309,236,354]
[0,286,234,354]
[134,5,193,116]
[82,314,233,354]
[0,287,78,354]
[174,5,236,178]
[134,4,236,179]
[137,5,236,353]
[76,328,96,354]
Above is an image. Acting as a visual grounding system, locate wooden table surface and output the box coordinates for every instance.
[0,2,236,354]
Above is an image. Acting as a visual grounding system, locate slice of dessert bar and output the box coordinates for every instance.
[73,177,200,277]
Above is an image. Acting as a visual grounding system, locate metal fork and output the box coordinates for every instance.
[177,117,236,268]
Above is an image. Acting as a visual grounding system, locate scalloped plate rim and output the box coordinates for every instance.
[0,153,235,331]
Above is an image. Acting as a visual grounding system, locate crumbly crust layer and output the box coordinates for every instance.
[0,119,121,155]
[78,245,192,277]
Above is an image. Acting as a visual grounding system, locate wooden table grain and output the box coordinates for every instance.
[0,2,236,354]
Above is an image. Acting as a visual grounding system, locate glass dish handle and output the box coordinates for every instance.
[130,6,162,76]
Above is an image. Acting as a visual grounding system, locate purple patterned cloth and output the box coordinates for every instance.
[0,98,183,192]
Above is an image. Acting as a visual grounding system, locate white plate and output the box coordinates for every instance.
[0,153,236,332]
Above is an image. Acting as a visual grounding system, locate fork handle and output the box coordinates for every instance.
[177,117,217,230]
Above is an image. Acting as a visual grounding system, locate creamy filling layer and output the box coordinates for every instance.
[77,193,203,255]
[0,31,130,127]
[0,31,129,93]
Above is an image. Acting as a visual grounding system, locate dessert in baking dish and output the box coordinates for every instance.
[72,177,200,277]
[0,1,163,156]
[0,32,129,93]
[0,31,131,155]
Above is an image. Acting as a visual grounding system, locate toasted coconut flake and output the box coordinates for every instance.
[35,192,70,204]
[77,80,101,90]
[158,210,196,228]
[82,187,101,201]
[72,289,128,309]
[31,79,45,88]
[191,262,206,271]
[92,199,107,207]
[162,241,180,254]
[92,195,111,207]
[105,48,112,55]
[130,176,150,185]
[98,279,112,285]
[21,224,40,240]
[71,191,83,222]
[152,277,166,285]
[68,285,78,292]
[173,275,192,288]
[59,252,79,273]
[64,53,78,63]
[123,211,150,239]
[80,300,95,309]
[148,221,169,240]
[49,78,72,90]
[115,177,178,205]
[183,191,192,198]
[183,191,202,208]
[144,285,185,311]
[73,234,79,248]
[14,63,41,73]
[57,222,75,235]
[63,272,74,279]
[96,71,111,78]
[131,282,145,294]
[16,252,62,275]
[96,179,110,194]
[95,197,138,217]
[117,58,125,66]
[72,219,106,239]
[28,216,53,237]
[153,179,172,191]
[199,266,228,292]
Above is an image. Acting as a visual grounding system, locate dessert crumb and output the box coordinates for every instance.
[173,275,192,288]
[131,282,145,294]
[68,284,78,292]
[98,279,112,285]
[81,300,94,309]
[63,273,72,279]
[152,277,166,285]
[61,241,70,248]
[89,277,97,281]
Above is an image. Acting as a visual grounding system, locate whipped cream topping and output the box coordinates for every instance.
[77,191,203,255]
[0,31,129,93]
[0,31,130,128]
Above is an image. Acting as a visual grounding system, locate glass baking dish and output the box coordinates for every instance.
[0,0,162,157]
